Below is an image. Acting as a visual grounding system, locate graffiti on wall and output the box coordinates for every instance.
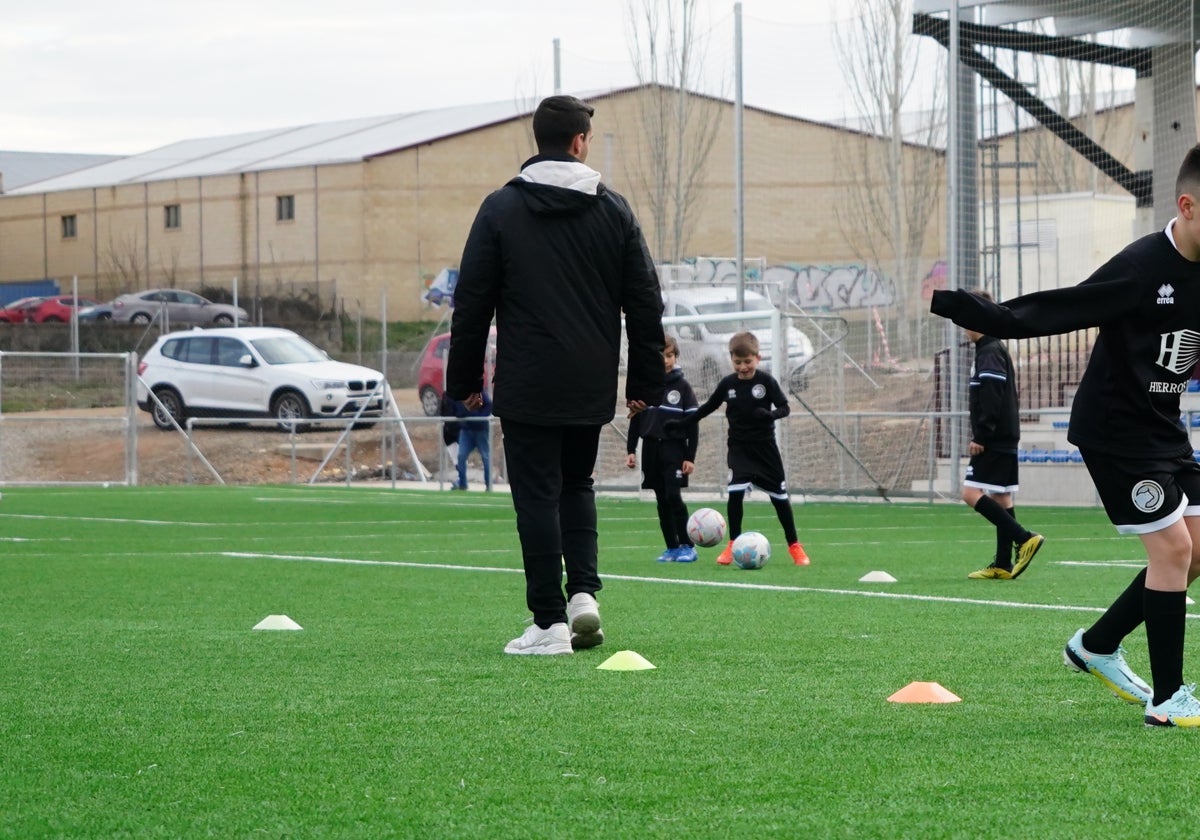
[683,257,897,311]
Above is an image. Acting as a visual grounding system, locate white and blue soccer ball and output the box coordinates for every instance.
[731,531,771,570]
[686,507,727,548]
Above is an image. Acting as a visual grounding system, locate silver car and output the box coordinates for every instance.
[88,288,248,326]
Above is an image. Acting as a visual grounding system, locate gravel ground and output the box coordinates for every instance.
[3,393,450,486]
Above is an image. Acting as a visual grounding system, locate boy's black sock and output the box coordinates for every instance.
[1144,587,1186,706]
[973,495,1030,545]
[993,525,1011,570]
[1083,568,1147,655]
[770,496,798,545]
[727,490,745,539]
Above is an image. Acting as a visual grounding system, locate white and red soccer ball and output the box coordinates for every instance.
[686,507,726,548]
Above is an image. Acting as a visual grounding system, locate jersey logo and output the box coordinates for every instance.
[666,389,681,405]
[1157,329,1200,374]
[752,384,766,399]
[727,388,737,400]
[1157,284,1175,304]
[1131,480,1165,514]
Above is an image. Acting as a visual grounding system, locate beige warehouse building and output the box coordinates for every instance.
[0,85,946,323]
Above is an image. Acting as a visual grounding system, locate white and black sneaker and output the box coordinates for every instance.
[503,622,572,655]
[566,592,604,650]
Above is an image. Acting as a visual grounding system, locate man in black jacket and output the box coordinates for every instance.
[447,94,665,656]
[958,289,1042,581]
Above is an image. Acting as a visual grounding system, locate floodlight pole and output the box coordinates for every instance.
[733,2,745,310]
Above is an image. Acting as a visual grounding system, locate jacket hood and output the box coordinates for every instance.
[509,154,603,217]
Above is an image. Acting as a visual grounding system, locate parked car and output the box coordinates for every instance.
[136,326,387,431]
[88,289,248,326]
[0,296,48,323]
[661,287,815,397]
[416,327,496,416]
[30,295,102,323]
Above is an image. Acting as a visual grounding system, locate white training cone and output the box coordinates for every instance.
[1188,596,1196,606]
[859,571,897,583]
[253,614,303,630]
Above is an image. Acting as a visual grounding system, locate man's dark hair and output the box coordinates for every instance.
[532,95,594,154]
[1176,142,1200,199]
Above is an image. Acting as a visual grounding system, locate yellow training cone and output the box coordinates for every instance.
[887,681,961,703]
[597,650,656,671]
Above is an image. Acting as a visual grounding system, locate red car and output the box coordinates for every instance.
[31,295,102,323]
[0,296,48,323]
[416,327,496,416]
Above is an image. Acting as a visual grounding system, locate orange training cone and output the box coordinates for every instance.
[887,681,961,703]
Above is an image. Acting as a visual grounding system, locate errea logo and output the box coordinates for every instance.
[1157,283,1175,304]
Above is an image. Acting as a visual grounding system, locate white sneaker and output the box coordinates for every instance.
[503,622,572,655]
[566,592,604,650]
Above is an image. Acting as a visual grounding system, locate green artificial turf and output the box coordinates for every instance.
[1,487,1195,838]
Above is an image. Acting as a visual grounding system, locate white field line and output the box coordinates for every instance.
[224,551,1184,617]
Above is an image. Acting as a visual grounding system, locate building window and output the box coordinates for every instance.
[164,204,181,230]
[276,195,295,222]
[61,215,77,239]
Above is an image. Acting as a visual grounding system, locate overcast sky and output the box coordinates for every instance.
[0,0,876,155]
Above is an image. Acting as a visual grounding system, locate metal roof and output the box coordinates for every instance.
[6,96,542,195]
[0,151,121,193]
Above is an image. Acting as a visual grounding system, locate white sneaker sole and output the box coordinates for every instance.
[504,641,572,655]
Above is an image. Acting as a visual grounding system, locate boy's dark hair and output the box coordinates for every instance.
[1176,142,1200,199]
[969,287,994,302]
[663,334,680,356]
[532,96,594,154]
[729,331,759,357]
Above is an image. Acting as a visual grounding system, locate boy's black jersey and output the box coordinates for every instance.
[693,369,790,443]
[932,229,1200,458]
[628,367,699,462]
[969,335,1019,453]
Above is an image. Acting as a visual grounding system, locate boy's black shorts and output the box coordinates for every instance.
[641,438,689,491]
[1080,448,1200,534]
[964,449,1019,494]
[727,438,788,498]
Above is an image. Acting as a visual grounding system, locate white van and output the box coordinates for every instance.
[660,287,814,397]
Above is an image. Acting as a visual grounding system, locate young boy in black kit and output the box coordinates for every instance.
[626,335,700,562]
[959,289,1044,580]
[931,142,1200,727]
[669,331,810,566]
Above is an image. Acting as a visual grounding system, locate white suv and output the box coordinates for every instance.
[661,287,814,397]
[136,326,387,430]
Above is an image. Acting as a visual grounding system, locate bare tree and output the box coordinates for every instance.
[833,0,945,358]
[96,230,146,293]
[623,0,725,263]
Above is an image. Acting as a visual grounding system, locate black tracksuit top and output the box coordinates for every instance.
[969,335,1019,453]
[693,369,790,443]
[627,367,699,461]
[932,230,1200,459]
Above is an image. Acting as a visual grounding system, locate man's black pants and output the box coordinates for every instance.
[500,419,603,627]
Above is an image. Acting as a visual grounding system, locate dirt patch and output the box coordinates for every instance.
[7,394,449,486]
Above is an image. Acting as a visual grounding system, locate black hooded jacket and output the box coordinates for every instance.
[447,154,665,425]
